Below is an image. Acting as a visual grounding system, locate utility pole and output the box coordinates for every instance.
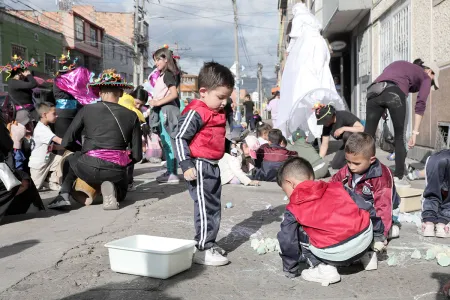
[257,63,263,112]
[139,0,146,85]
[232,0,241,121]
[133,0,140,86]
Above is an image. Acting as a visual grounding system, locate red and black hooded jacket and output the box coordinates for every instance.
[330,159,401,241]
[254,144,298,182]
[175,100,226,172]
[287,180,371,249]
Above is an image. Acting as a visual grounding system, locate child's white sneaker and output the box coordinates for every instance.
[435,223,450,238]
[422,222,435,237]
[388,224,400,239]
[360,251,378,271]
[301,264,341,286]
[193,248,229,266]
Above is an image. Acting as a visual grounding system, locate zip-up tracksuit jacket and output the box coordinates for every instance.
[330,159,401,241]
[175,99,226,250]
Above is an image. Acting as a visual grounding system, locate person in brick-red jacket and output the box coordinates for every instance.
[175,62,234,267]
[330,133,401,252]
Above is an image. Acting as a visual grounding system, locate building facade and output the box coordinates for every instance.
[180,74,198,101]
[103,34,133,84]
[0,11,63,91]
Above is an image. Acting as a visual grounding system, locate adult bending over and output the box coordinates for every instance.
[315,104,364,169]
[364,59,439,187]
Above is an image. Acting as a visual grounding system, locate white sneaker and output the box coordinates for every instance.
[127,182,137,192]
[435,223,450,238]
[193,248,229,266]
[394,176,411,188]
[301,264,341,286]
[388,224,400,239]
[156,172,180,184]
[102,181,119,210]
[422,223,435,237]
[48,182,61,191]
[360,251,378,271]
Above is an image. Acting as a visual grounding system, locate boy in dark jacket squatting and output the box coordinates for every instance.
[277,157,373,285]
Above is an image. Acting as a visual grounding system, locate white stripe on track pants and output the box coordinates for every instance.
[187,160,222,250]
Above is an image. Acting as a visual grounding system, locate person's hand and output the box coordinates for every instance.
[22,70,31,76]
[248,180,260,186]
[149,99,160,107]
[334,127,344,138]
[408,134,417,149]
[184,168,197,181]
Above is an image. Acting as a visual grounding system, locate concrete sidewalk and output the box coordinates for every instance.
[0,154,449,300]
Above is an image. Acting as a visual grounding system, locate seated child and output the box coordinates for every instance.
[29,102,64,191]
[9,110,30,173]
[240,136,260,174]
[287,129,329,179]
[219,147,260,186]
[252,110,262,130]
[330,132,401,269]
[421,149,450,238]
[277,157,373,285]
[254,129,297,182]
[256,122,272,146]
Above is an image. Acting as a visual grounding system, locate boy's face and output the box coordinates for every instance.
[200,86,232,112]
[43,107,58,124]
[345,152,376,175]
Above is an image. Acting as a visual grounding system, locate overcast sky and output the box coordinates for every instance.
[9,0,279,78]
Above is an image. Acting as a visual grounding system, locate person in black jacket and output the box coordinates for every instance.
[48,70,142,211]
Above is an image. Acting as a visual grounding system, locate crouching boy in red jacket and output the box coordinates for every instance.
[277,157,373,285]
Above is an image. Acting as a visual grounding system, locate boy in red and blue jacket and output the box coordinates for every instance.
[330,133,401,268]
[175,62,234,267]
[277,157,373,285]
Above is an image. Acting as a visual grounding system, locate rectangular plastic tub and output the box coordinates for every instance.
[105,235,197,279]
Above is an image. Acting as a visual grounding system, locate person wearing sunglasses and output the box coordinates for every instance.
[364,59,440,188]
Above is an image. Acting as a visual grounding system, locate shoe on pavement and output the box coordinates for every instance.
[301,264,341,286]
[435,223,450,238]
[193,248,229,266]
[102,181,119,210]
[48,195,71,209]
[360,251,378,271]
[388,224,400,239]
[128,182,137,192]
[422,222,435,237]
[156,172,180,184]
[394,176,411,188]
[49,182,61,191]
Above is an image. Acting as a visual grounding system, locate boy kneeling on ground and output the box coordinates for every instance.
[276,157,373,285]
[331,132,401,269]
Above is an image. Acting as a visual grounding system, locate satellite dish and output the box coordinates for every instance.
[286,88,348,139]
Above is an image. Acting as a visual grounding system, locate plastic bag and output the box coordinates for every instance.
[0,162,21,191]
[380,119,395,153]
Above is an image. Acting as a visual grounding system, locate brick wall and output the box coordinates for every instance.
[94,11,134,46]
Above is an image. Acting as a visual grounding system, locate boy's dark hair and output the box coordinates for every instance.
[268,129,283,145]
[345,132,376,158]
[129,85,149,103]
[280,136,287,146]
[245,94,251,99]
[277,157,315,186]
[198,62,235,90]
[36,102,55,117]
[256,122,272,138]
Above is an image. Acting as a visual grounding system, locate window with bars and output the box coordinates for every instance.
[11,44,26,59]
[90,27,97,47]
[44,53,57,75]
[75,17,84,41]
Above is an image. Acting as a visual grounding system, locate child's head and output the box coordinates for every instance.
[291,128,306,142]
[268,129,283,145]
[154,47,180,75]
[256,123,272,140]
[198,61,234,112]
[277,157,315,197]
[254,110,259,115]
[280,136,288,148]
[37,102,57,124]
[129,85,149,109]
[344,132,376,175]
[244,94,251,101]
[240,121,248,129]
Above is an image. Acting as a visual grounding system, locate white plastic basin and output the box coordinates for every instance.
[105,235,197,279]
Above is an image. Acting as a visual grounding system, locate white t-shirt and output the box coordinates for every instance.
[352,173,363,187]
[258,137,269,146]
[29,121,55,169]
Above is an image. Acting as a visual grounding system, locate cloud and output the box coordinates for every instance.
[10,0,279,81]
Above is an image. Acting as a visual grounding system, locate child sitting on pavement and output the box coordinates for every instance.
[287,129,329,179]
[277,157,373,285]
[330,132,401,269]
[254,129,298,182]
[28,102,63,191]
[256,122,272,146]
[421,149,450,238]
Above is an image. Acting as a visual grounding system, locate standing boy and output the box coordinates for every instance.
[277,157,373,285]
[330,132,401,269]
[29,102,63,190]
[175,62,235,266]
